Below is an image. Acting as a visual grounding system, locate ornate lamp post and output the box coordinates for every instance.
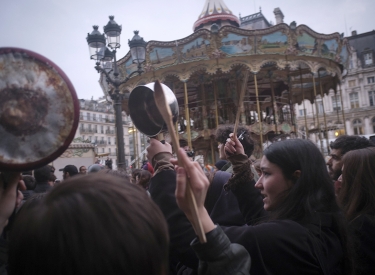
[86,16,146,169]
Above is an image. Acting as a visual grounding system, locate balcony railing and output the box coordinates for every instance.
[105,130,115,135]
[95,141,107,147]
[79,128,97,134]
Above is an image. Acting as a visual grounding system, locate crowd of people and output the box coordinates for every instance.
[1,126,375,274]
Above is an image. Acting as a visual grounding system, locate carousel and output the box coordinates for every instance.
[99,0,350,164]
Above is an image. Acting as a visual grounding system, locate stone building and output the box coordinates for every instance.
[295,30,375,153]
[75,97,148,169]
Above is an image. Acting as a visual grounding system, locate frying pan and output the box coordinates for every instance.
[128,82,179,136]
[0,48,79,171]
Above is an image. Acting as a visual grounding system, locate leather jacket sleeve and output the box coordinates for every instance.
[191,226,251,275]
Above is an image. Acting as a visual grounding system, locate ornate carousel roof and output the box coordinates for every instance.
[98,11,351,158]
[193,0,240,31]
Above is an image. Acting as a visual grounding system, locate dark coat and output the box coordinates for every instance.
[149,169,344,275]
[33,182,51,193]
[349,214,375,275]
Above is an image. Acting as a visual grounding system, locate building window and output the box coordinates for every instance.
[94,125,97,133]
[368,77,375,84]
[317,100,323,114]
[87,113,91,121]
[101,126,104,134]
[108,137,111,145]
[114,137,116,145]
[88,136,92,142]
[350,92,359,108]
[353,119,363,135]
[88,124,92,131]
[372,117,375,133]
[299,109,306,116]
[332,95,341,111]
[364,52,373,65]
[102,148,104,153]
[99,114,102,122]
[348,80,356,88]
[369,91,375,106]
[93,114,96,121]
[108,148,111,153]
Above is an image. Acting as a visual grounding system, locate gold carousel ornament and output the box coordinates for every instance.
[99,0,351,164]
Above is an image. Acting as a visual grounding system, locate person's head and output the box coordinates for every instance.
[255,139,337,221]
[9,173,169,275]
[79,166,87,175]
[215,125,254,159]
[131,169,142,184]
[328,135,375,180]
[59,165,79,180]
[87,164,104,174]
[337,147,375,221]
[48,173,57,186]
[34,165,52,183]
[214,160,227,171]
[137,170,152,190]
[22,175,36,190]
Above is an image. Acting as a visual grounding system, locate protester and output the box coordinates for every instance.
[215,124,259,181]
[87,164,104,173]
[214,160,227,171]
[149,137,353,274]
[79,166,87,175]
[21,175,36,200]
[105,157,113,170]
[327,135,375,181]
[34,165,54,193]
[7,173,169,275]
[59,165,79,180]
[337,147,375,274]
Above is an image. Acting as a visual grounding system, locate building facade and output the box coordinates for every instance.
[75,97,148,170]
[294,30,375,154]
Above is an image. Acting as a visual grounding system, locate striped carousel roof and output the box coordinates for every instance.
[193,0,240,31]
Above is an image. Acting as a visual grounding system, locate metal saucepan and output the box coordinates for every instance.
[128,82,179,136]
[0,48,79,171]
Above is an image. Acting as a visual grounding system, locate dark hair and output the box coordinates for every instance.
[330,135,375,155]
[33,165,52,182]
[79,166,86,172]
[9,173,169,275]
[264,139,338,220]
[215,125,254,157]
[137,170,152,190]
[338,147,375,221]
[22,175,36,190]
[263,139,353,273]
[48,173,56,183]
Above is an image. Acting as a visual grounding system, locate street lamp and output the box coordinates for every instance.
[86,15,146,170]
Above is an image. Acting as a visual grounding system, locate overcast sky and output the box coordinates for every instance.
[1,0,374,100]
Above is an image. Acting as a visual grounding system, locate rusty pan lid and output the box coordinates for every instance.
[0,48,79,171]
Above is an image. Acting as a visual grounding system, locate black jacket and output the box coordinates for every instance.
[149,169,344,275]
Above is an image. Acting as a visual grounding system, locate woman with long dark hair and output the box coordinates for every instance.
[175,138,353,275]
[337,147,375,274]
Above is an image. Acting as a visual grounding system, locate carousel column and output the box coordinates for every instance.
[237,75,247,125]
[183,80,192,149]
[312,73,324,153]
[269,74,279,134]
[254,72,263,152]
[318,71,330,154]
[338,84,347,134]
[299,68,309,139]
[201,83,208,130]
[214,81,219,127]
[210,140,216,165]
[287,75,297,135]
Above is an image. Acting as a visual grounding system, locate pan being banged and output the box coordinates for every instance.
[0,48,79,171]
